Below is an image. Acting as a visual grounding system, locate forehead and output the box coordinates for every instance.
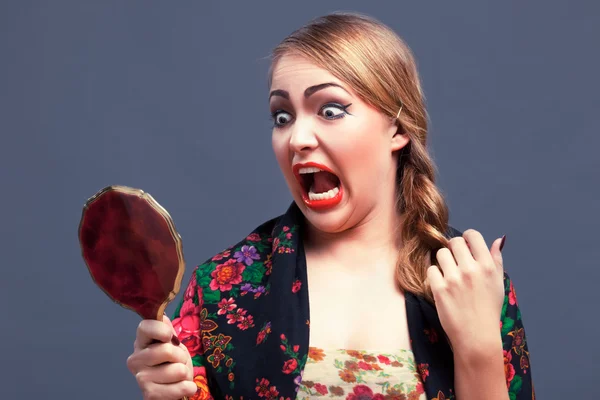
[270,54,343,91]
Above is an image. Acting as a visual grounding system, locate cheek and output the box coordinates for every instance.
[272,133,292,178]
[333,122,390,186]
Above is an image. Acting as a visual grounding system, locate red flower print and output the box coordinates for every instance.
[228,372,235,382]
[282,358,298,374]
[184,273,198,300]
[267,386,279,400]
[503,350,516,387]
[212,249,231,261]
[377,355,391,365]
[280,345,286,351]
[509,279,518,306]
[257,330,267,345]
[417,363,430,382]
[280,333,287,340]
[346,384,385,400]
[293,345,299,352]
[210,259,245,291]
[172,311,202,357]
[344,360,359,371]
[424,328,439,343]
[237,315,255,330]
[286,233,292,239]
[314,383,328,395]
[226,308,247,324]
[358,361,373,370]
[416,381,424,394]
[246,233,261,242]
[179,298,199,317]
[256,378,271,397]
[283,226,290,232]
[292,279,302,293]
[217,297,237,315]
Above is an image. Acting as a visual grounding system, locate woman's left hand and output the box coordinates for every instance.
[428,229,506,355]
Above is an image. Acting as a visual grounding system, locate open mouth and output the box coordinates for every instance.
[293,163,343,210]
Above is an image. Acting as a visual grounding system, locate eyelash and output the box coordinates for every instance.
[269,102,353,128]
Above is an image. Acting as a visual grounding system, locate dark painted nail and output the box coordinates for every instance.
[171,334,180,346]
[499,235,506,251]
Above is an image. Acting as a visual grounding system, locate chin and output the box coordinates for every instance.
[294,195,355,234]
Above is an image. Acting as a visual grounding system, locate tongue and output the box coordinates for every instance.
[311,171,339,193]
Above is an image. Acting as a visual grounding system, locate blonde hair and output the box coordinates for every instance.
[269,12,450,303]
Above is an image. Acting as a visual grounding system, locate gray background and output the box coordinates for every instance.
[1,1,598,398]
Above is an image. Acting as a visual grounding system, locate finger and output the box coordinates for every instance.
[435,247,459,278]
[447,236,473,266]
[462,229,495,266]
[137,360,192,385]
[427,265,445,299]
[129,341,191,372]
[490,236,505,271]
[140,380,198,399]
[135,320,177,351]
[163,314,176,332]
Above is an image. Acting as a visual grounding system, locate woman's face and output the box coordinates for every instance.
[269,54,409,234]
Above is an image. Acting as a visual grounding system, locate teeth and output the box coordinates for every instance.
[308,186,339,201]
[299,167,322,174]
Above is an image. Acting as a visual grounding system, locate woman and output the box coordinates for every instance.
[126,12,534,400]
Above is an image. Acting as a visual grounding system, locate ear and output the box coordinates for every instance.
[390,128,410,152]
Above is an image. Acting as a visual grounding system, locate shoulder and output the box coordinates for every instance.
[191,213,283,289]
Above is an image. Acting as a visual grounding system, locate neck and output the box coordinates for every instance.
[303,204,404,272]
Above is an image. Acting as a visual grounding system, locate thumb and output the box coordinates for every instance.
[162,313,183,347]
[490,235,506,270]
[162,313,178,336]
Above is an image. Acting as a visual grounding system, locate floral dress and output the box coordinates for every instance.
[171,202,535,400]
[297,347,427,400]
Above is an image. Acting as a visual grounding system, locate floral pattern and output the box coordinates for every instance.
[298,348,426,399]
[170,202,534,399]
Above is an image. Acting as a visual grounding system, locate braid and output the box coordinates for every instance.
[396,138,450,304]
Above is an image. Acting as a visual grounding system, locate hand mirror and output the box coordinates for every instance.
[78,185,186,320]
[78,186,191,399]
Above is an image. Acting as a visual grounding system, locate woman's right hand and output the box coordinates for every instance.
[127,314,198,399]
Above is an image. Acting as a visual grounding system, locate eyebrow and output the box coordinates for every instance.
[269,82,350,101]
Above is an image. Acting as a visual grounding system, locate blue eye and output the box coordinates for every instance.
[319,103,352,120]
[271,110,292,127]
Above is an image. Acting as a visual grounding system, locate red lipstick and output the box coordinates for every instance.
[292,162,343,211]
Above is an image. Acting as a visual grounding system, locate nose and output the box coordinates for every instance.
[288,117,318,154]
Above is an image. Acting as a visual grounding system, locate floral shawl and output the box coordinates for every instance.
[171,202,535,400]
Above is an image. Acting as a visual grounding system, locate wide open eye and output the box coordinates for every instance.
[319,103,351,120]
[271,110,292,127]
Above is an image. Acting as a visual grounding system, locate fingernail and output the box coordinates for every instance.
[499,235,506,251]
[171,334,180,346]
